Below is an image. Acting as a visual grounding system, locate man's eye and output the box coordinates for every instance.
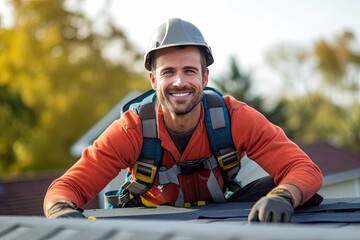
[185,69,196,74]
[162,70,173,76]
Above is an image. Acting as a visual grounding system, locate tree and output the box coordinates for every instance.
[265,43,316,97]
[314,31,360,105]
[211,56,286,126]
[0,0,149,175]
[280,92,348,145]
[0,85,37,173]
[265,31,360,151]
[313,31,360,151]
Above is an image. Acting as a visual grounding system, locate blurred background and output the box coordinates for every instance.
[0,0,359,215]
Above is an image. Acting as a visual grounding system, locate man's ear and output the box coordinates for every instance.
[203,68,209,87]
[149,72,156,90]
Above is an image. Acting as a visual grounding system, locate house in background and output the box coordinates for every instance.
[70,91,141,157]
[239,142,360,198]
[69,92,360,207]
[0,172,99,216]
[299,142,360,198]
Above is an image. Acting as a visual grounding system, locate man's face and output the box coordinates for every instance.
[150,46,209,116]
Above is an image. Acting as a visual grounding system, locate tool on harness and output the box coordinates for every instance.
[104,87,241,208]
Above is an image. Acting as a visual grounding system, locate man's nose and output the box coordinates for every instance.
[173,73,186,87]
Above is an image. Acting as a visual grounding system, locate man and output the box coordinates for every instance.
[44,18,323,223]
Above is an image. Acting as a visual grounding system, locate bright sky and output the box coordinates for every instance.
[1,0,360,97]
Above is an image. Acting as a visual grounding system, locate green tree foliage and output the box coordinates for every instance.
[265,31,360,152]
[0,85,37,173]
[211,56,286,126]
[0,0,149,175]
[280,93,348,144]
[212,56,263,110]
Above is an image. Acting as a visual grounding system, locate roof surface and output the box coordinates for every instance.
[1,198,359,240]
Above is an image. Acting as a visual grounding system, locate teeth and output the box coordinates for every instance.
[172,93,189,97]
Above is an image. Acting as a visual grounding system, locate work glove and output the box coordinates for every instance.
[248,188,294,223]
[47,201,86,219]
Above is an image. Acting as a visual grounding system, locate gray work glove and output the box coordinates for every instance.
[248,196,294,223]
[47,202,86,219]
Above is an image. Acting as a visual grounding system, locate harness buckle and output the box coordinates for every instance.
[218,150,240,171]
[133,160,157,183]
[184,201,206,207]
[179,159,206,175]
[118,192,133,204]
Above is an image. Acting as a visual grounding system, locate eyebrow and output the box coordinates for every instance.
[159,66,199,73]
[159,67,175,73]
[183,66,200,72]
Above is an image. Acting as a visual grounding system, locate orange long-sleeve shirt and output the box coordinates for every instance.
[44,95,322,210]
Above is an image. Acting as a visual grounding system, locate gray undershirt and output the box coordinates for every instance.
[167,127,196,154]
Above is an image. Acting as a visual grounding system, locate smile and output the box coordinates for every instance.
[171,92,190,97]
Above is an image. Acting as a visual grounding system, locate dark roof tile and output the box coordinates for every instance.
[0,172,99,216]
[299,142,360,176]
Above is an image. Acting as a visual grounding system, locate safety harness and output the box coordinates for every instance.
[104,87,241,208]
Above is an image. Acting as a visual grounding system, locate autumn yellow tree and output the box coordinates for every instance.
[314,31,360,150]
[265,31,360,151]
[0,0,149,175]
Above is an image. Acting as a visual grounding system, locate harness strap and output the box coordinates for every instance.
[205,157,227,203]
[120,94,162,193]
[175,188,185,207]
[157,156,226,206]
[157,157,218,184]
[104,190,124,208]
[203,90,241,186]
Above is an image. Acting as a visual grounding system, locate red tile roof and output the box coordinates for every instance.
[299,142,360,176]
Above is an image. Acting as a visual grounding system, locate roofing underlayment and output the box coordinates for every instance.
[0,198,359,240]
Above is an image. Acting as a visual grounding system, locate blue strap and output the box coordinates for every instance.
[123,89,163,170]
[203,87,234,158]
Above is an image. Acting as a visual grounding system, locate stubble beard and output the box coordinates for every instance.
[158,87,203,116]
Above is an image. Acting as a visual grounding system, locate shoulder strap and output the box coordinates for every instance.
[122,89,163,170]
[203,87,233,158]
[203,87,240,185]
[122,89,155,114]
[124,89,163,185]
[105,90,163,208]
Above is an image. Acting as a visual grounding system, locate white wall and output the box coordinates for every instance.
[237,156,269,186]
[99,170,127,208]
[319,179,359,198]
[238,157,360,199]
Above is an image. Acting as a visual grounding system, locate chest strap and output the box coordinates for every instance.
[157,156,226,206]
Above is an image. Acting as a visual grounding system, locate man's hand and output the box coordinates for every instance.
[248,195,294,223]
[47,201,86,219]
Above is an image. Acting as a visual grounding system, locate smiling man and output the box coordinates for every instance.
[151,46,207,131]
[44,18,323,223]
